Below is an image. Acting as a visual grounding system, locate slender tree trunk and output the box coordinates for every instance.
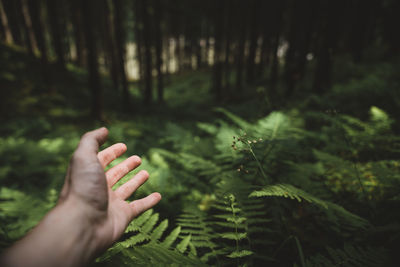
[269,0,285,100]
[164,36,171,82]
[134,0,144,92]
[284,0,315,98]
[257,1,273,79]
[246,0,259,84]
[1,0,23,45]
[27,0,49,86]
[154,0,164,103]
[20,0,37,54]
[114,0,130,110]
[212,0,224,102]
[70,0,85,67]
[235,1,247,92]
[141,0,153,104]
[205,27,211,66]
[46,0,66,69]
[223,0,232,93]
[313,0,338,94]
[101,0,119,93]
[0,0,13,44]
[81,0,103,121]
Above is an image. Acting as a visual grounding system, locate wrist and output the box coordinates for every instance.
[3,197,98,267]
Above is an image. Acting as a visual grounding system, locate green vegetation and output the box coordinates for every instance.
[0,43,399,266]
[1,0,400,265]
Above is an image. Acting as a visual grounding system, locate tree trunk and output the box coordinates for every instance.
[101,0,119,93]
[114,0,130,110]
[141,0,153,104]
[269,0,285,101]
[46,0,66,69]
[20,0,37,54]
[81,0,103,121]
[246,0,259,84]
[134,0,144,92]
[70,0,85,67]
[27,0,49,86]
[284,0,315,98]
[0,0,13,44]
[212,0,224,102]
[313,0,339,94]
[235,0,247,92]
[223,0,232,93]
[154,0,164,103]
[1,0,23,45]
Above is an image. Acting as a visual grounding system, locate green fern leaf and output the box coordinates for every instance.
[177,234,191,253]
[161,226,181,249]
[220,232,247,241]
[249,184,329,209]
[150,219,168,242]
[126,209,153,233]
[227,250,253,258]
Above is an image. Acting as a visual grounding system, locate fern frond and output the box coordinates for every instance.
[227,249,253,258]
[249,184,329,209]
[161,226,181,248]
[249,184,370,229]
[306,244,388,267]
[176,234,191,253]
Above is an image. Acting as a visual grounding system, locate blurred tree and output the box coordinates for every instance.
[134,0,144,92]
[69,0,85,67]
[114,0,130,110]
[46,0,66,69]
[81,0,103,120]
[140,0,153,104]
[284,0,317,98]
[223,0,233,93]
[235,0,247,92]
[212,0,224,102]
[20,0,37,55]
[154,0,164,103]
[245,0,259,84]
[1,0,23,46]
[0,0,13,44]
[100,0,119,93]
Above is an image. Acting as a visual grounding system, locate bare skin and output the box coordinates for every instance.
[1,127,161,267]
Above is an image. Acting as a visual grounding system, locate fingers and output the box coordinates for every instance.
[76,127,109,155]
[129,192,162,218]
[98,143,127,168]
[106,155,142,187]
[115,170,149,200]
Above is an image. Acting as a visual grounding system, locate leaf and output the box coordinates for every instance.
[177,234,191,253]
[220,232,247,241]
[227,250,253,258]
[161,226,181,248]
[150,219,168,242]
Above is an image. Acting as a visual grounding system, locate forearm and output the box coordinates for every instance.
[1,198,97,267]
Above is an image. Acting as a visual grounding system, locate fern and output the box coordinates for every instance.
[210,193,253,265]
[249,184,329,208]
[250,184,370,230]
[0,187,56,240]
[97,209,203,266]
[306,244,388,267]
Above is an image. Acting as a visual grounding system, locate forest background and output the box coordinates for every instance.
[1,0,400,266]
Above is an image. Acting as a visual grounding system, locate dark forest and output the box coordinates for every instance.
[1,0,400,266]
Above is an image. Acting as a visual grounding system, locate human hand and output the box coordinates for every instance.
[1,127,161,267]
[59,127,162,252]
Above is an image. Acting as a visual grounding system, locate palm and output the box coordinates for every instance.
[60,128,161,248]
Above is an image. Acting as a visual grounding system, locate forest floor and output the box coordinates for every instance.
[1,45,400,266]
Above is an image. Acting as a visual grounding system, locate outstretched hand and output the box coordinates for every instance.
[1,127,161,267]
[59,127,162,251]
